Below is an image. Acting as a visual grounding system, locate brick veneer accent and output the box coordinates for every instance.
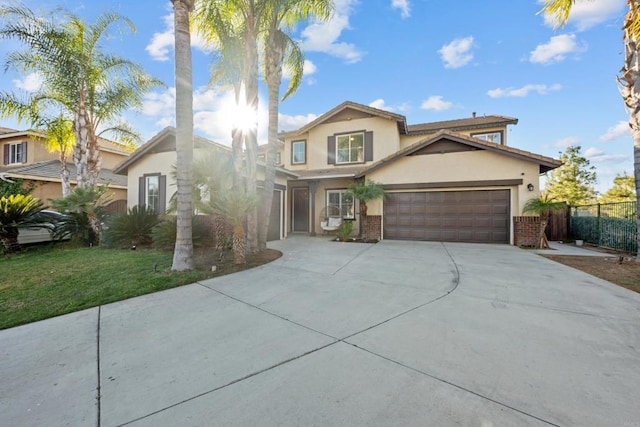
[513,216,540,247]
[365,215,382,241]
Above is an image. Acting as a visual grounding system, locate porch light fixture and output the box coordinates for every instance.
[527,183,534,191]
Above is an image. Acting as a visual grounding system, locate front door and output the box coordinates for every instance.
[292,188,309,232]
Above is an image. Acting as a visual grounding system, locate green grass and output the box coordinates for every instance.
[0,244,221,330]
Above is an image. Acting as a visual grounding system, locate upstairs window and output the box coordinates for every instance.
[258,152,281,165]
[472,131,503,144]
[336,133,364,164]
[292,140,306,164]
[3,142,26,165]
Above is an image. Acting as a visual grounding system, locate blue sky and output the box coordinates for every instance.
[0,0,632,192]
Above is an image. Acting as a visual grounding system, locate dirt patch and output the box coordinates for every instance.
[193,247,282,275]
[541,254,640,293]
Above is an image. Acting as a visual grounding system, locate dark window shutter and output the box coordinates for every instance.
[327,136,336,165]
[364,131,373,162]
[21,141,27,163]
[158,175,167,214]
[3,145,8,165]
[138,176,145,207]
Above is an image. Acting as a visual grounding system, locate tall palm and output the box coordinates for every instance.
[43,117,75,197]
[0,6,160,188]
[211,190,257,264]
[257,0,333,249]
[170,0,195,271]
[542,0,640,258]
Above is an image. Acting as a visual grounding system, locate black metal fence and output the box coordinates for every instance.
[570,201,637,254]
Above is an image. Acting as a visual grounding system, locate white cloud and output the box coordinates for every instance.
[391,0,410,18]
[487,83,562,98]
[145,12,210,61]
[421,95,453,111]
[554,136,579,148]
[278,113,318,130]
[530,34,585,64]
[585,147,629,163]
[299,0,364,64]
[438,36,475,69]
[13,72,43,92]
[600,120,630,141]
[368,98,394,112]
[542,0,625,31]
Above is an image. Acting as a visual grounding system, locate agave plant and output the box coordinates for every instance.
[0,194,45,253]
[104,205,160,248]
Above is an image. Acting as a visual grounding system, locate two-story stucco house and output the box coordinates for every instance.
[0,126,131,205]
[116,101,561,245]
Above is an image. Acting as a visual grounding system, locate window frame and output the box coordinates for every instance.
[471,131,503,145]
[145,174,161,213]
[326,189,355,219]
[291,140,306,165]
[335,132,365,164]
[7,142,25,164]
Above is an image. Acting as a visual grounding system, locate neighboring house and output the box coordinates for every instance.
[0,126,131,207]
[113,127,297,241]
[117,101,561,245]
[277,101,561,244]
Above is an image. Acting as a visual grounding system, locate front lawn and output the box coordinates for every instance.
[1,244,280,330]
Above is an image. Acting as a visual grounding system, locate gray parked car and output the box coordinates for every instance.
[17,210,69,245]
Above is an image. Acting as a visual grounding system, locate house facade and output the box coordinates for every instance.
[0,127,131,205]
[116,101,561,245]
[277,101,561,244]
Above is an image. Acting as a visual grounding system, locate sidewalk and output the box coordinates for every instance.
[534,241,615,257]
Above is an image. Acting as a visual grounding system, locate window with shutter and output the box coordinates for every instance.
[5,142,26,165]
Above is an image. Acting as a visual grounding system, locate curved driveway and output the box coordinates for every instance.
[2,237,639,426]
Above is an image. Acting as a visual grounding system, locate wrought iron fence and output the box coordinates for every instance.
[570,201,637,254]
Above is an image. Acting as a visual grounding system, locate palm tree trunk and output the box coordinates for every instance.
[215,214,227,252]
[86,132,101,188]
[620,4,640,260]
[171,0,195,271]
[360,202,368,241]
[258,33,285,250]
[60,156,71,197]
[74,91,90,189]
[243,20,259,253]
[232,224,246,265]
[0,228,21,253]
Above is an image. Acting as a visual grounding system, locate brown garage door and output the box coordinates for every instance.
[383,190,510,243]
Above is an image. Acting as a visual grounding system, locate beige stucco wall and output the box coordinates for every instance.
[283,116,401,171]
[126,151,176,210]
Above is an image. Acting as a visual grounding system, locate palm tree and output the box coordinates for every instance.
[211,190,257,265]
[347,180,386,242]
[0,5,160,188]
[523,193,566,249]
[542,0,640,259]
[257,0,333,249]
[0,194,44,253]
[170,0,195,271]
[50,186,110,246]
[43,117,75,197]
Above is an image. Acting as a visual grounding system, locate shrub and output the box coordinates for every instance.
[50,187,109,246]
[103,205,160,248]
[152,216,207,251]
[336,220,354,241]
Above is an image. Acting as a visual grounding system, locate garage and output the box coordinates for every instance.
[383,189,510,243]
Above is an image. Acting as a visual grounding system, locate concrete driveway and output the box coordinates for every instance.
[2,237,639,426]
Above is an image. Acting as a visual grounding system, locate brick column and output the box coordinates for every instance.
[513,216,540,247]
[365,215,382,241]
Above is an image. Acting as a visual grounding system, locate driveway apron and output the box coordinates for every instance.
[1,236,639,426]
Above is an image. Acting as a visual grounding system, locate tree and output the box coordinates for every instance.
[0,5,159,188]
[523,193,567,249]
[50,186,109,246]
[541,0,640,257]
[600,174,636,203]
[211,191,257,265]
[42,117,75,197]
[257,0,333,249]
[347,180,386,242]
[170,0,195,271]
[0,194,44,253]
[544,145,597,206]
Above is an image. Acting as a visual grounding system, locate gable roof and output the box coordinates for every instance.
[407,115,518,135]
[280,101,409,137]
[0,126,134,156]
[355,130,561,178]
[0,160,127,187]
[113,126,229,174]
